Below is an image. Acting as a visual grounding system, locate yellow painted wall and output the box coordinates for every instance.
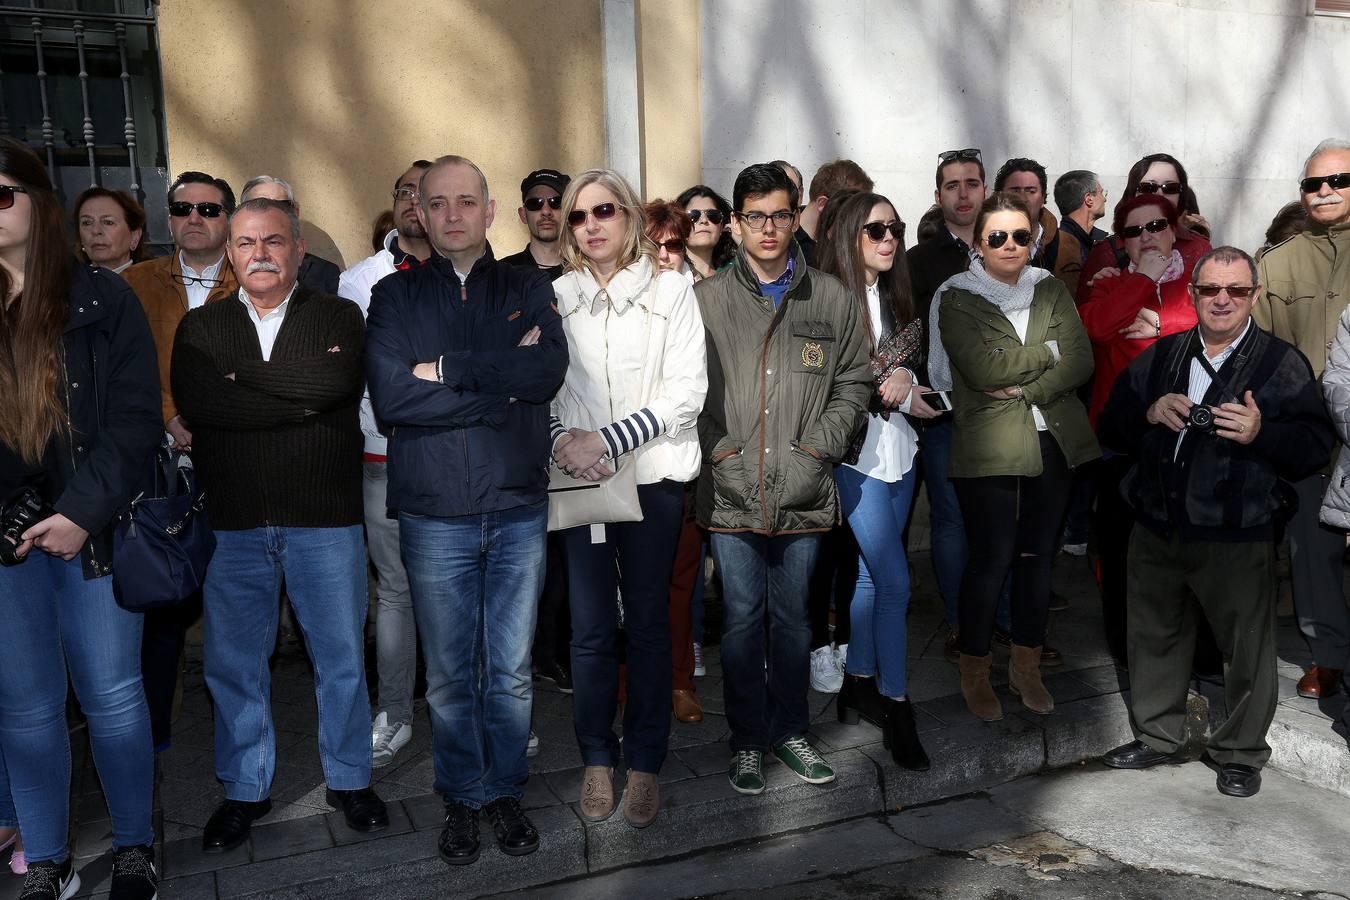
[156,0,607,268]
[637,0,701,203]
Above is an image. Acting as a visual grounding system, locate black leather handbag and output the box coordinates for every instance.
[111,446,215,611]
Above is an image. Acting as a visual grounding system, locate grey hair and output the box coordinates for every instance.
[1053,170,1100,217]
[230,197,302,241]
[421,155,490,203]
[241,174,296,204]
[1302,139,1350,178]
[1190,245,1259,288]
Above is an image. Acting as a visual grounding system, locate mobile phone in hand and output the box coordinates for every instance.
[920,390,952,412]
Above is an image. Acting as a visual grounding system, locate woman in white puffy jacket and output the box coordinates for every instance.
[1321,304,1350,528]
[550,168,707,830]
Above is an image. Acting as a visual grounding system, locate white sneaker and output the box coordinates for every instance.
[693,642,706,678]
[371,712,412,768]
[834,643,848,672]
[810,644,844,694]
[527,730,540,758]
[1061,542,1088,557]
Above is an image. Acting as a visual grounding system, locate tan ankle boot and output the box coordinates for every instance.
[1009,645,1054,714]
[959,653,1003,721]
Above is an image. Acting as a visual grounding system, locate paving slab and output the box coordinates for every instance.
[1266,705,1350,799]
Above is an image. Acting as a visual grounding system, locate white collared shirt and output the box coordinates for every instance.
[181,251,225,310]
[845,281,919,483]
[238,284,297,361]
[1176,318,1253,456]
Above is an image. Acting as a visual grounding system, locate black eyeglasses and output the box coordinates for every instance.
[1120,218,1170,239]
[170,273,224,288]
[861,220,905,243]
[1136,181,1182,197]
[654,238,686,253]
[168,201,224,218]
[524,196,563,212]
[985,229,1032,249]
[687,208,725,225]
[1193,284,1257,299]
[567,202,623,228]
[1300,172,1350,194]
[736,209,794,230]
[939,148,982,163]
[0,184,29,210]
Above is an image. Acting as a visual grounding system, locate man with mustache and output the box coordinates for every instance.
[1254,138,1350,712]
[501,169,569,281]
[171,198,389,853]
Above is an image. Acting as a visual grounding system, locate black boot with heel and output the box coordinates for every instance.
[882,697,930,771]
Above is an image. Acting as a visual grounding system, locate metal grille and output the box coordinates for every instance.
[0,1,171,245]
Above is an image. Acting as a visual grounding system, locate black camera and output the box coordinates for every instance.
[1187,404,1217,434]
[0,487,52,567]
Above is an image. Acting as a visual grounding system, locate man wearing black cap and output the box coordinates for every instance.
[501,169,570,280]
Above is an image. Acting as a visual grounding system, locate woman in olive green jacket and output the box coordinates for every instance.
[931,193,1098,724]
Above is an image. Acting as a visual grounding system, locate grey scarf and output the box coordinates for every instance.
[926,261,1053,391]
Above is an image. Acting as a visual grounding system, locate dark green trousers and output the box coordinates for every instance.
[1126,526,1278,768]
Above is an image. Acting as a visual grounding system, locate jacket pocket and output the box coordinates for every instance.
[791,321,835,375]
[710,446,751,510]
[781,442,830,511]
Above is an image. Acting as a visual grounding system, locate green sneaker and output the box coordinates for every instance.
[772,735,835,784]
[728,750,766,795]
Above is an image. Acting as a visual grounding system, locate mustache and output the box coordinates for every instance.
[246,260,282,274]
[1311,194,1345,207]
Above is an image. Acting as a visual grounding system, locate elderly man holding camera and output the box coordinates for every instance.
[1096,246,1335,799]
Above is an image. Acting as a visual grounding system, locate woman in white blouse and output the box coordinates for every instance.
[551,169,707,829]
[814,192,939,770]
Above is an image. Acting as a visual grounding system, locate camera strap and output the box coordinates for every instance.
[1189,331,1253,407]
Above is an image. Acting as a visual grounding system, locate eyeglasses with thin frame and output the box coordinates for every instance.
[392,187,418,202]
[171,273,224,288]
[0,184,29,210]
[567,202,624,229]
[654,238,686,254]
[1135,181,1181,197]
[1300,172,1350,194]
[1120,218,1170,239]
[1192,283,1257,300]
[168,201,224,218]
[939,148,982,163]
[686,208,725,226]
[984,229,1032,249]
[524,195,563,212]
[736,209,794,231]
[861,221,905,243]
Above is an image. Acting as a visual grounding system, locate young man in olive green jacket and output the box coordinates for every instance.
[695,163,871,796]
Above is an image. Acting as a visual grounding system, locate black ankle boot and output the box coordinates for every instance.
[883,697,931,771]
[838,674,885,728]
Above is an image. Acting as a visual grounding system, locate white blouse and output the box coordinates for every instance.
[844,282,919,483]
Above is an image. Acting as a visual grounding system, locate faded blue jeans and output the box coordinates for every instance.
[400,501,546,808]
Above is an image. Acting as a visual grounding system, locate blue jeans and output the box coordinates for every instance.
[203,525,371,800]
[0,553,154,862]
[712,532,820,751]
[836,465,918,698]
[563,480,683,773]
[400,501,546,808]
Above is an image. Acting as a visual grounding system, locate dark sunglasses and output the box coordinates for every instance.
[523,195,563,212]
[567,202,622,228]
[1136,180,1182,197]
[655,238,686,253]
[939,148,982,163]
[1300,172,1350,194]
[861,220,905,243]
[1120,218,1170,239]
[687,208,725,225]
[169,201,224,218]
[0,184,29,210]
[1193,284,1257,299]
[985,229,1032,249]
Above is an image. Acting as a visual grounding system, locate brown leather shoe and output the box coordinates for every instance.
[579,766,615,823]
[1297,665,1343,699]
[672,689,703,722]
[621,771,660,828]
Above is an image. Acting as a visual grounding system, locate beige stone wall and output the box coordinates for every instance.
[636,0,702,203]
[157,0,608,268]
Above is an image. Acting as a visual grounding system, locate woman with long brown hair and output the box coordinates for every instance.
[0,137,163,899]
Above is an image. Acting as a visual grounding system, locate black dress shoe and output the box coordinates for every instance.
[485,797,539,856]
[202,798,272,853]
[1216,763,1262,797]
[439,802,480,866]
[837,674,885,729]
[1101,739,1185,770]
[327,787,389,832]
[883,697,931,771]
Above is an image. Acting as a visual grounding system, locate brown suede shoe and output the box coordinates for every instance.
[673,689,704,723]
[579,766,615,823]
[958,653,1003,721]
[1009,645,1054,714]
[1297,665,1343,699]
[622,771,660,829]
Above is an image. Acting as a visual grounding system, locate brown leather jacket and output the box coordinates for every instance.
[122,253,237,424]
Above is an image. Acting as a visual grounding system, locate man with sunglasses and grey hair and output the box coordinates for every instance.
[1100,246,1334,798]
[1254,138,1350,708]
[501,168,570,281]
[240,174,341,294]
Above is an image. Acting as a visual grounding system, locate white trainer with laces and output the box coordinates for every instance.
[810,644,844,694]
[527,730,540,758]
[371,712,412,768]
[693,642,706,678]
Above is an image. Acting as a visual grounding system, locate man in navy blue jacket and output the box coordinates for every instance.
[365,155,567,866]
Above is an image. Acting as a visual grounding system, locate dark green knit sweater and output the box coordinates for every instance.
[170,287,365,530]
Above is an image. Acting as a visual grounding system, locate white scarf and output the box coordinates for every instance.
[926,261,1054,391]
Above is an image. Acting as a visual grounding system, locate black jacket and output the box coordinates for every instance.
[364,246,568,518]
[0,264,163,578]
[1099,322,1334,541]
[299,253,340,295]
[905,229,970,384]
